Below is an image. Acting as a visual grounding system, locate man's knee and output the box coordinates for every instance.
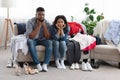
[46,40,52,48]
[27,39,34,46]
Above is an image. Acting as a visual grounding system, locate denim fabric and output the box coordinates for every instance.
[53,40,67,60]
[50,25,70,42]
[27,39,52,65]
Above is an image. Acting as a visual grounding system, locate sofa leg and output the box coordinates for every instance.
[90,59,100,69]
[118,62,120,69]
[90,59,95,67]
[91,59,95,64]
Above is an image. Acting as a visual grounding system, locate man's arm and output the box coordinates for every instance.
[42,22,51,39]
[29,20,41,39]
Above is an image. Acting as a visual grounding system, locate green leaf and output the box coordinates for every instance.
[90,22,96,27]
[84,7,89,14]
[87,28,94,35]
[97,15,101,22]
[90,9,96,14]
[100,16,104,20]
[89,15,94,21]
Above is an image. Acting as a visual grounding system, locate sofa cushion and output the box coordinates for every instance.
[14,23,26,35]
[36,45,45,52]
[92,45,119,53]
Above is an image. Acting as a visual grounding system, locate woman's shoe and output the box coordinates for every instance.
[60,60,66,69]
[23,62,29,75]
[15,65,21,76]
[23,62,38,75]
[34,69,39,74]
[55,60,62,69]
[28,66,36,75]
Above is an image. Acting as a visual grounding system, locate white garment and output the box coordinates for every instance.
[69,33,96,50]
[11,35,28,61]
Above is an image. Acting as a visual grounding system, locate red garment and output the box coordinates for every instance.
[68,22,84,35]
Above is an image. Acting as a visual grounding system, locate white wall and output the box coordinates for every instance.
[0,0,103,23]
[0,0,120,46]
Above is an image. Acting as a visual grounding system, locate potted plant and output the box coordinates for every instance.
[82,3,104,35]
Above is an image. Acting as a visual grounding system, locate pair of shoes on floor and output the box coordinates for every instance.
[23,62,39,75]
[37,63,48,72]
[6,59,17,68]
[70,63,80,70]
[81,62,93,71]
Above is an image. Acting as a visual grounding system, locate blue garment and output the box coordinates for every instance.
[50,25,70,60]
[50,25,70,42]
[27,39,52,65]
[104,20,120,45]
[53,40,67,60]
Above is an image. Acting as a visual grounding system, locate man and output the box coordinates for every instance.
[26,7,52,72]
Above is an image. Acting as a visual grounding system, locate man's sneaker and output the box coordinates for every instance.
[86,62,93,71]
[70,63,75,70]
[37,64,42,72]
[42,64,48,72]
[74,63,80,69]
[81,62,87,71]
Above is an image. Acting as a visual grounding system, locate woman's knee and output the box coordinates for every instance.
[60,41,67,47]
[60,41,67,51]
[53,40,59,47]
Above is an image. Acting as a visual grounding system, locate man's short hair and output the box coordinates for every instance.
[36,7,45,12]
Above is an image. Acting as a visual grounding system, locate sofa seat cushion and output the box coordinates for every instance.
[92,45,119,54]
[36,45,45,52]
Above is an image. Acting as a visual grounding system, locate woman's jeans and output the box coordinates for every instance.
[27,39,52,65]
[53,40,67,60]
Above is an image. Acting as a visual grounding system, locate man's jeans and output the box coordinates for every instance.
[27,39,52,65]
[53,40,67,60]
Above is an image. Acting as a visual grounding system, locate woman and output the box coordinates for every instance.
[50,15,70,69]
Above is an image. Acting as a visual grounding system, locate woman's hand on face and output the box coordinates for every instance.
[59,24,66,30]
[56,24,61,30]
[62,24,66,29]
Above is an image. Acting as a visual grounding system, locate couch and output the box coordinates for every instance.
[13,22,91,63]
[90,21,120,68]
